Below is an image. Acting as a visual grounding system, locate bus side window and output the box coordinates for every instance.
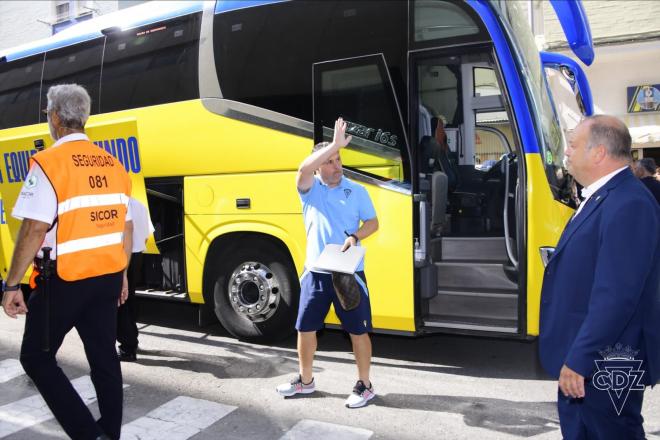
[41,37,104,121]
[470,66,514,168]
[213,1,407,123]
[0,53,44,130]
[473,67,501,97]
[411,0,487,48]
[100,13,201,113]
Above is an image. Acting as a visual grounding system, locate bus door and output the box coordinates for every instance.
[312,54,417,334]
[411,48,522,335]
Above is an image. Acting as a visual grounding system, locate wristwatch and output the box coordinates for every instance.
[2,282,20,293]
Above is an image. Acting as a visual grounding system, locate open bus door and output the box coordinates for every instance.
[0,121,154,284]
[312,54,418,334]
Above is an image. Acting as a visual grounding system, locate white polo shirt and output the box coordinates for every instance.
[12,133,132,259]
[299,176,377,272]
[128,197,154,253]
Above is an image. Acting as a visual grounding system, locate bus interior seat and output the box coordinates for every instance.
[422,135,487,235]
[420,135,457,191]
[431,171,449,236]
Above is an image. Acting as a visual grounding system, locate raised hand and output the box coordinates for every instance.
[333,117,353,148]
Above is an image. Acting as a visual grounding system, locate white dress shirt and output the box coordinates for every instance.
[572,166,628,220]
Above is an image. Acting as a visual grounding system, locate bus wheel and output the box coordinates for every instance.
[211,242,298,342]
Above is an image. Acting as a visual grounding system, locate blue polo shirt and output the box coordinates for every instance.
[300,176,377,272]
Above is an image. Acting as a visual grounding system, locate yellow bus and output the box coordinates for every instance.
[0,0,594,342]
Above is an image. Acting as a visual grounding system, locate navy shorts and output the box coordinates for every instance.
[296,270,372,335]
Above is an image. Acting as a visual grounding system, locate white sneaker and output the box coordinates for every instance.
[276,375,315,397]
[345,380,375,408]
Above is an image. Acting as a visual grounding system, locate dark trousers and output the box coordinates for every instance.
[557,383,646,439]
[117,253,142,353]
[20,270,124,440]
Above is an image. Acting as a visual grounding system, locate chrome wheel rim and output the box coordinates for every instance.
[228,261,280,322]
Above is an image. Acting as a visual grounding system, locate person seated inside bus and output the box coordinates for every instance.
[420,116,458,192]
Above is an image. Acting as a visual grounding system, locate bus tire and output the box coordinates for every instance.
[210,241,298,342]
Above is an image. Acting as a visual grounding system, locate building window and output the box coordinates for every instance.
[55,1,72,23]
[51,1,95,35]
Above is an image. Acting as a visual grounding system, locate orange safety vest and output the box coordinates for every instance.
[31,139,132,281]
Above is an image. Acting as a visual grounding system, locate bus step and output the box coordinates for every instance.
[428,289,518,321]
[135,289,189,301]
[434,236,509,262]
[422,314,518,334]
[435,261,517,291]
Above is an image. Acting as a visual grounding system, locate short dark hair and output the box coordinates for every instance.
[311,141,329,154]
[638,157,658,175]
[584,115,632,161]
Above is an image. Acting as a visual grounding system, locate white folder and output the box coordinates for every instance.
[309,244,365,274]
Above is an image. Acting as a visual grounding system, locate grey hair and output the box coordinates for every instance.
[311,141,329,154]
[46,84,91,129]
[584,115,632,161]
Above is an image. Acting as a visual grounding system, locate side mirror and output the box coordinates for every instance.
[541,51,594,116]
[548,0,594,66]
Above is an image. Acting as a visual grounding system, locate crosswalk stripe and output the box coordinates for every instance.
[280,420,373,440]
[120,395,237,440]
[0,376,98,438]
[0,359,23,384]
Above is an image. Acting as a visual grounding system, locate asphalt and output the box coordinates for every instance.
[0,298,658,439]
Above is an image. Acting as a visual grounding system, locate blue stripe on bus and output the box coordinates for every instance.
[466,0,540,155]
[116,2,204,31]
[5,32,102,61]
[215,0,290,15]
[3,1,204,62]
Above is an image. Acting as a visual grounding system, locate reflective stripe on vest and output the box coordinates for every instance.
[58,193,130,215]
[57,231,125,256]
[31,140,131,281]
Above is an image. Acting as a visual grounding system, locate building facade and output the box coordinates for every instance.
[535,0,660,162]
[0,1,145,53]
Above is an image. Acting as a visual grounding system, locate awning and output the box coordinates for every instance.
[621,113,660,148]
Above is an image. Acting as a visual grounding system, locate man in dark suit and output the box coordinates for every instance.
[539,115,660,439]
[633,157,660,204]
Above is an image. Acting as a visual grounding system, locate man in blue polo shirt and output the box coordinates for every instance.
[276,118,379,408]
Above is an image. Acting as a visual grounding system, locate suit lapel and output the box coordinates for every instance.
[553,191,607,256]
[551,168,633,260]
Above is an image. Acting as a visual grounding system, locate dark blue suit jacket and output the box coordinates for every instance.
[539,168,660,385]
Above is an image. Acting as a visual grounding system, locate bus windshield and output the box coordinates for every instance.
[490,1,573,204]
